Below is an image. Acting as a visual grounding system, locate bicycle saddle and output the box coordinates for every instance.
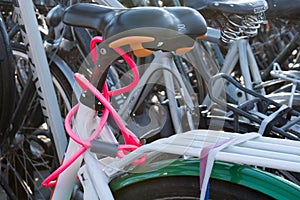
[63,3,207,57]
[265,0,300,20]
[184,0,268,15]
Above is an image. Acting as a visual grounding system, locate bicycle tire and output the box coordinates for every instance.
[0,13,15,135]
[113,176,273,200]
[1,43,72,200]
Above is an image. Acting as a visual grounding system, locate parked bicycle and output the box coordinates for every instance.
[39,2,300,200]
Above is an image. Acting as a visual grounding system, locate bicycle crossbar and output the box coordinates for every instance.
[105,130,300,176]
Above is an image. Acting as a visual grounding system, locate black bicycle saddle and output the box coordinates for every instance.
[184,0,268,15]
[265,0,300,20]
[63,3,207,56]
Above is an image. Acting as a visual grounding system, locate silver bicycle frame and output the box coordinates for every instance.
[201,28,266,107]
[118,51,197,134]
[17,0,67,161]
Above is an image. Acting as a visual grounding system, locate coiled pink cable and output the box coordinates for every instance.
[42,82,110,187]
[42,36,143,187]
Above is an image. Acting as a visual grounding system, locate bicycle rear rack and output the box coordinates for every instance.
[208,73,300,140]
[104,129,300,177]
[80,129,300,200]
[270,63,300,107]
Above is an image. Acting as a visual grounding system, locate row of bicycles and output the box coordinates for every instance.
[0,0,300,199]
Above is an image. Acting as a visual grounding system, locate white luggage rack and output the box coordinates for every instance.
[104,129,300,176]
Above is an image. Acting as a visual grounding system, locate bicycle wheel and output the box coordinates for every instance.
[0,43,72,200]
[113,176,273,200]
[0,13,15,135]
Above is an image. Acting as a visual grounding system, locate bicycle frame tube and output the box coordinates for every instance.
[81,151,115,199]
[16,0,68,161]
[202,38,266,106]
[160,52,196,132]
[52,103,118,199]
[51,104,93,199]
[118,51,197,134]
[205,27,221,44]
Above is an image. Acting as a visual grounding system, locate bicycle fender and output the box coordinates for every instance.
[109,158,300,199]
[47,53,82,101]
